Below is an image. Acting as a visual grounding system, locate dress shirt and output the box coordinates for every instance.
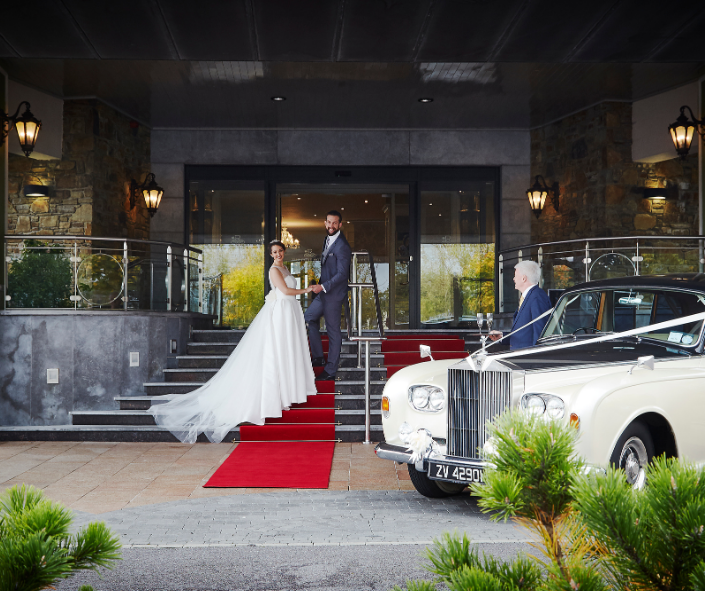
[518,283,535,309]
[321,230,341,293]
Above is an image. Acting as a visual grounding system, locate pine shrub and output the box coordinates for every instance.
[392,411,705,591]
[0,484,121,591]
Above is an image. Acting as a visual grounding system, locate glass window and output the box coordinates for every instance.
[420,183,496,327]
[189,181,265,328]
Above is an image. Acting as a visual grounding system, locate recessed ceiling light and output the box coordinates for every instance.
[314,214,317,217]
[429,203,433,206]
[271,96,286,102]
[340,207,344,210]
[439,213,442,216]
[297,197,301,200]
[364,200,368,203]
[418,97,433,103]
[346,221,350,224]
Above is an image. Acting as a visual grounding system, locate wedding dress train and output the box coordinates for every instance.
[149,266,317,444]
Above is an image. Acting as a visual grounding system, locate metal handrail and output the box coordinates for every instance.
[348,250,386,446]
[498,235,705,256]
[3,235,211,314]
[4,234,202,254]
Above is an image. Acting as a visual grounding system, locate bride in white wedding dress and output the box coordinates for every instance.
[149,240,318,444]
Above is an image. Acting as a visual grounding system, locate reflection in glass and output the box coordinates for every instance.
[76,253,124,306]
[420,185,496,326]
[190,182,265,328]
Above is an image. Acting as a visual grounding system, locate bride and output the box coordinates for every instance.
[149,240,317,444]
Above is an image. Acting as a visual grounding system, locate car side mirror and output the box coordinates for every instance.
[419,345,434,361]
[628,355,655,375]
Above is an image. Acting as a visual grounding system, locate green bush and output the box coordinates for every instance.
[7,241,72,308]
[0,484,121,591]
[393,412,705,591]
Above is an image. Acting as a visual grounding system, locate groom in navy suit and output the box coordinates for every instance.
[490,260,552,350]
[306,210,352,380]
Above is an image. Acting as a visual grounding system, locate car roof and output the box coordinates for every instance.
[564,273,705,294]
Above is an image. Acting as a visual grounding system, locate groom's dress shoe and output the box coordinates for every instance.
[316,371,335,381]
[311,357,326,367]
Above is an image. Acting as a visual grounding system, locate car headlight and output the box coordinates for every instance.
[408,385,445,412]
[521,393,565,419]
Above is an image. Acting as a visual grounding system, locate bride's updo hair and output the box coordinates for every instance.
[269,239,286,252]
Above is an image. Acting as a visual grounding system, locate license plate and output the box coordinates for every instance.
[428,462,484,484]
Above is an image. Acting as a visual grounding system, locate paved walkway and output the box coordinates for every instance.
[0,441,529,548]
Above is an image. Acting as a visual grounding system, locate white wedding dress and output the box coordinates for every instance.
[149,265,317,444]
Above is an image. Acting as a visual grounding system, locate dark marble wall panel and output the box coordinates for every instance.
[0,312,206,426]
[29,317,75,426]
[0,316,32,426]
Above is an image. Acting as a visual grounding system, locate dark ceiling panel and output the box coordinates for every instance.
[62,0,177,59]
[649,9,705,62]
[416,0,527,62]
[0,1,94,58]
[494,0,616,62]
[0,35,19,58]
[571,0,704,62]
[253,0,340,60]
[338,0,431,61]
[157,0,253,60]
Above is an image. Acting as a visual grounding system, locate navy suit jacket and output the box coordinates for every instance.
[320,233,352,301]
[508,286,552,350]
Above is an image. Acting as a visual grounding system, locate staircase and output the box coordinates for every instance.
[0,328,489,442]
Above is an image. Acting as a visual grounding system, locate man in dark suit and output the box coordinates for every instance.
[490,260,552,350]
[305,210,352,380]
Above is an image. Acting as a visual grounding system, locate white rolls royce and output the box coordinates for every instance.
[375,275,705,497]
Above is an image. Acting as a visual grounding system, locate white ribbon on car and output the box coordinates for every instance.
[470,310,705,370]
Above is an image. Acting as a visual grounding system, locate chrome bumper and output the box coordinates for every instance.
[374,442,488,472]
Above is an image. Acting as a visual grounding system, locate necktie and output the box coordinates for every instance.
[519,293,525,308]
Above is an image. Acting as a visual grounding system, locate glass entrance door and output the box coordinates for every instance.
[277,184,410,330]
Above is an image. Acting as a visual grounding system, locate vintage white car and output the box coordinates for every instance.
[375,275,705,497]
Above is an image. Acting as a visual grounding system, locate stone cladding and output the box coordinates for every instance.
[530,101,699,243]
[7,99,151,239]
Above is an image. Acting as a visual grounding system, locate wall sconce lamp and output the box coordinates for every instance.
[669,105,704,159]
[1,101,41,157]
[129,172,164,217]
[526,175,560,219]
[24,184,49,197]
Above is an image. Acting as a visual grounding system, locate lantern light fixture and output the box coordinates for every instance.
[2,101,41,157]
[526,175,560,219]
[129,172,164,217]
[668,105,704,159]
[24,184,49,197]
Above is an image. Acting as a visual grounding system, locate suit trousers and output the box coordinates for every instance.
[304,293,344,375]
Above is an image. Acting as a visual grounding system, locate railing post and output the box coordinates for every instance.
[122,241,128,311]
[700,240,704,274]
[3,239,7,309]
[635,240,640,276]
[538,247,544,288]
[166,245,172,311]
[73,242,79,310]
[498,254,504,313]
[364,339,371,444]
[183,249,189,312]
[583,241,591,282]
[517,249,523,263]
[198,254,204,313]
[357,286,363,368]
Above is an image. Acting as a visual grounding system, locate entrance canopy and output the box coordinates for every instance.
[0,1,703,129]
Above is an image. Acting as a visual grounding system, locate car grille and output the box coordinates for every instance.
[447,367,512,459]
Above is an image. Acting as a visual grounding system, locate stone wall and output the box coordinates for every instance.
[7,99,151,239]
[530,101,699,243]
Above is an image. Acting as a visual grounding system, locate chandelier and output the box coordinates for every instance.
[281,226,300,249]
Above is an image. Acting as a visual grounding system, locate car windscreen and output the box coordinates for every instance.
[542,288,705,347]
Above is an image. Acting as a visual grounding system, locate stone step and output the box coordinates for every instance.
[143,380,387,396]
[175,353,387,369]
[0,425,238,443]
[71,408,381,427]
[0,424,381,443]
[187,342,381,356]
[162,366,388,383]
[191,330,246,343]
[116,396,345,411]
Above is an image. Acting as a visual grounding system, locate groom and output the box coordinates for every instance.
[306,210,352,381]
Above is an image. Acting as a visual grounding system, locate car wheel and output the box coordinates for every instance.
[610,422,654,489]
[407,464,466,498]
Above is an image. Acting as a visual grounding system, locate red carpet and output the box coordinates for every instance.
[204,377,337,488]
[204,441,335,488]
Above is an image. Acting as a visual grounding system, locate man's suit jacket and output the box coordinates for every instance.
[320,233,352,301]
[508,285,552,350]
